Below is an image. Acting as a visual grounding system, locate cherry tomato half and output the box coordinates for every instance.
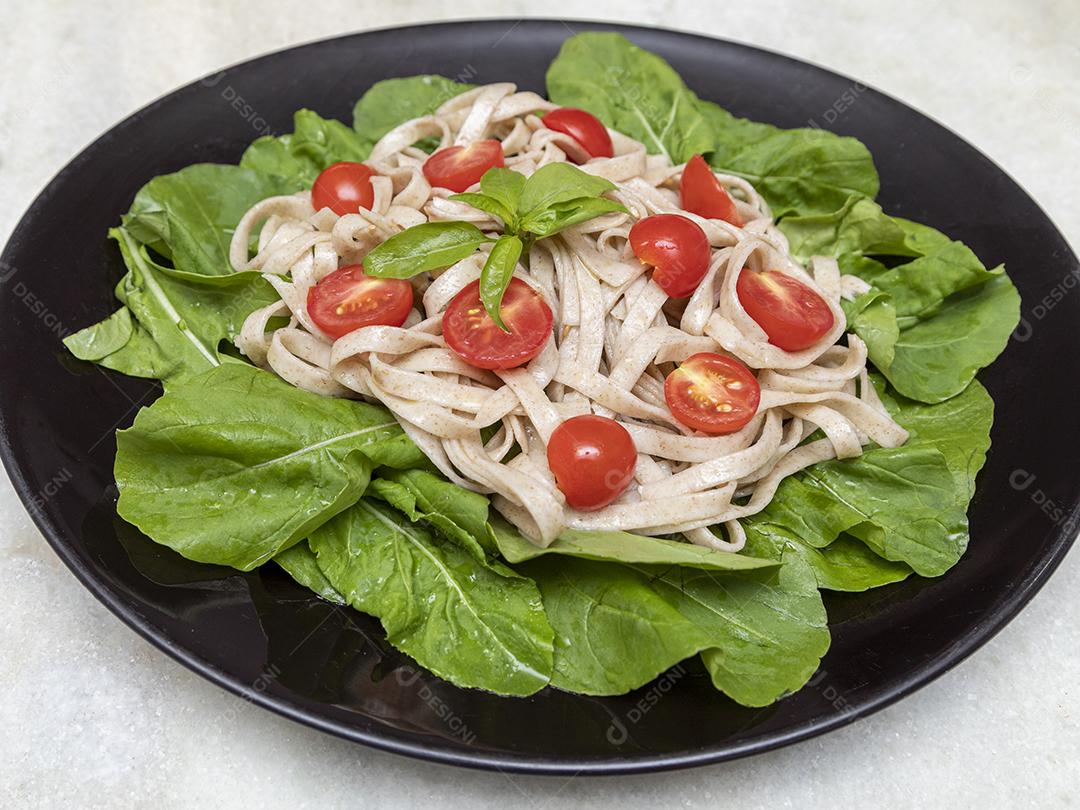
[629,214,712,298]
[664,353,760,434]
[680,154,743,226]
[442,277,553,370]
[307,265,413,339]
[547,415,637,511]
[422,140,505,192]
[541,107,614,162]
[311,162,376,216]
[736,269,835,352]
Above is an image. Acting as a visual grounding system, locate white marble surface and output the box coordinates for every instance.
[2,1,1078,806]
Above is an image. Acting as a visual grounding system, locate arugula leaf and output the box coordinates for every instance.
[362,221,491,279]
[545,32,878,218]
[841,288,899,368]
[546,32,714,163]
[64,228,280,385]
[368,469,495,561]
[479,234,523,330]
[743,523,912,592]
[782,197,1020,402]
[352,75,474,153]
[274,542,346,604]
[746,376,994,578]
[522,554,829,706]
[698,102,880,218]
[240,109,368,188]
[114,364,425,571]
[489,514,776,571]
[122,164,294,276]
[310,499,554,696]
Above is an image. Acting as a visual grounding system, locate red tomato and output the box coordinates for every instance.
[680,154,743,226]
[311,162,376,216]
[664,353,760,434]
[422,140,505,192]
[547,415,637,511]
[629,214,712,297]
[541,108,614,161]
[307,265,413,339]
[736,269,835,352]
[442,277,553,370]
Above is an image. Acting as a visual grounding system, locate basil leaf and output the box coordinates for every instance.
[352,75,474,153]
[447,192,516,226]
[480,167,526,214]
[114,363,425,571]
[520,196,626,238]
[546,32,715,163]
[479,234,523,330]
[362,221,491,279]
[240,109,368,188]
[310,498,554,696]
[517,162,617,219]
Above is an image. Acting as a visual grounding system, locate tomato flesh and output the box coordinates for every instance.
[442,277,553,370]
[422,140,505,192]
[680,154,743,226]
[629,214,712,298]
[541,107,614,162]
[664,353,760,434]
[547,415,637,511]
[311,162,376,216]
[736,269,835,352]
[307,265,413,339]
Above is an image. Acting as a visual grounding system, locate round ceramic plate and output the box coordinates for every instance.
[1,20,1077,775]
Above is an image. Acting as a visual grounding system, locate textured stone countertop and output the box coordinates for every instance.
[1,1,1078,806]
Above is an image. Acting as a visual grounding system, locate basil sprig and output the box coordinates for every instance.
[362,163,625,328]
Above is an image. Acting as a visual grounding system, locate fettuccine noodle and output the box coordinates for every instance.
[229,83,908,551]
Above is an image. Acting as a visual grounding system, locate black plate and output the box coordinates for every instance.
[2,20,1077,775]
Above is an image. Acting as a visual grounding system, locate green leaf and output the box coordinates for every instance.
[368,468,495,561]
[489,514,777,571]
[274,542,346,604]
[240,109,368,188]
[842,287,899,369]
[747,376,994,578]
[883,272,1019,403]
[310,499,553,696]
[352,75,474,153]
[63,306,134,362]
[114,364,425,571]
[546,32,715,163]
[362,221,491,279]
[479,167,526,215]
[64,228,280,385]
[521,196,627,239]
[744,522,912,592]
[446,192,516,226]
[516,162,618,222]
[779,195,910,261]
[698,102,880,218]
[122,164,295,276]
[522,555,829,706]
[479,234,523,330]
